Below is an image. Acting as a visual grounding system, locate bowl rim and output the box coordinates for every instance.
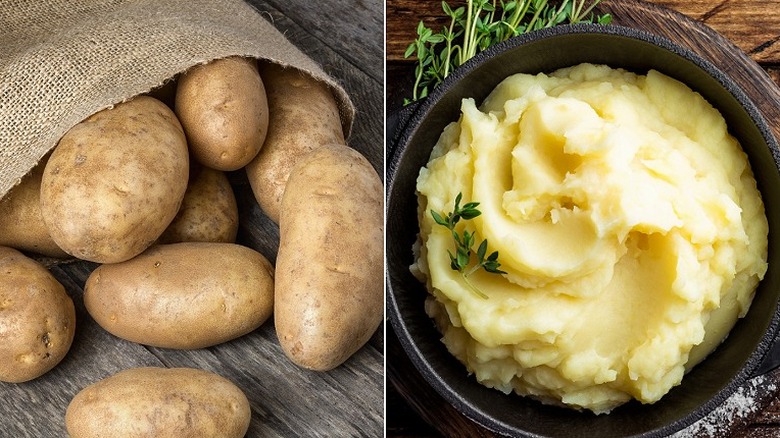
[386,22,780,438]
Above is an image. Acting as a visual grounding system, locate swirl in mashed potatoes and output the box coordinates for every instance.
[411,63,768,414]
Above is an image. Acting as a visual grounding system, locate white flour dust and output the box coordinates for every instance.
[670,375,775,437]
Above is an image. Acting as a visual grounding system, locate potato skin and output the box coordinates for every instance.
[41,96,189,264]
[176,56,269,171]
[0,247,75,383]
[157,166,238,244]
[246,62,345,223]
[0,158,68,257]
[84,242,274,349]
[65,367,250,438]
[275,144,383,371]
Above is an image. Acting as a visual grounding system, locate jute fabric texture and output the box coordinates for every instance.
[0,0,355,198]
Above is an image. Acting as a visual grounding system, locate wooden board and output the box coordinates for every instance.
[0,1,384,436]
[385,0,780,110]
[386,0,780,437]
[384,0,780,64]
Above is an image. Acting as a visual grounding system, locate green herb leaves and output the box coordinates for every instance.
[404,0,613,104]
[431,193,506,299]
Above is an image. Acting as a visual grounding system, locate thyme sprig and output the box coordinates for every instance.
[431,193,506,299]
[404,0,613,104]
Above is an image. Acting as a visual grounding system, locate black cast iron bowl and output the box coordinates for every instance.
[386,24,780,438]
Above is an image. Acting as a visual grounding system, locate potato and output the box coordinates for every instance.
[275,144,382,371]
[0,247,75,383]
[246,62,345,223]
[40,96,189,264]
[0,157,68,258]
[84,242,274,349]
[157,165,238,244]
[176,56,268,171]
[65,367,250,438]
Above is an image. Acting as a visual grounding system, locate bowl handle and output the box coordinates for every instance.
[751,335,780,377]
[387,101,422,162]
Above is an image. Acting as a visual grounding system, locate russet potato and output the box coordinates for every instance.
[176,56,269,171]
[40,96,189,264]
[158,165,238,244]
[65,367,250,438]
[0,157,68,258]
[275,144,383,371]
[246,62,345,223]
[0,247,75,383]
[84,242,274,349]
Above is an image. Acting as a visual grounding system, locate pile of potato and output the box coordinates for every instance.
[0,56,383,437]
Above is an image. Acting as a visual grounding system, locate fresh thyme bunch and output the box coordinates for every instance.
[404,0,612,104]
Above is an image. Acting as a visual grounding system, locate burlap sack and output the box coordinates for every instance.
[0,0,355,200]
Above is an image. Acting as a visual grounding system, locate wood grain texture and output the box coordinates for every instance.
[386,0,780,110]
[649,0,780,62]
[736,379,780,438]
[259,0,384,83]
[769,67,780,93]
[385,0,456,64]
[1,1,384,437]
[385,0,780,63]
[386,0,780,437]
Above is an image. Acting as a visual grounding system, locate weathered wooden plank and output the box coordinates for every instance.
[742,379,780,425]
[385,0,457,63]
[249,0,384,84]
[649,0,780,63]
[385,0,780,64]
[769,67,780,89]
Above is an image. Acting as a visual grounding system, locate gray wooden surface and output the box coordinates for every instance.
[0,1,384,437]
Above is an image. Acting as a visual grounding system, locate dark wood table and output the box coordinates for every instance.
[386,1,780,436]
[0,1,383,436]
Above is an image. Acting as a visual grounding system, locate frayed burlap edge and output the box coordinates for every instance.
[0,0,355,199]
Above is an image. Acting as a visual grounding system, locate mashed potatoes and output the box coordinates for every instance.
[411,63,768,414]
